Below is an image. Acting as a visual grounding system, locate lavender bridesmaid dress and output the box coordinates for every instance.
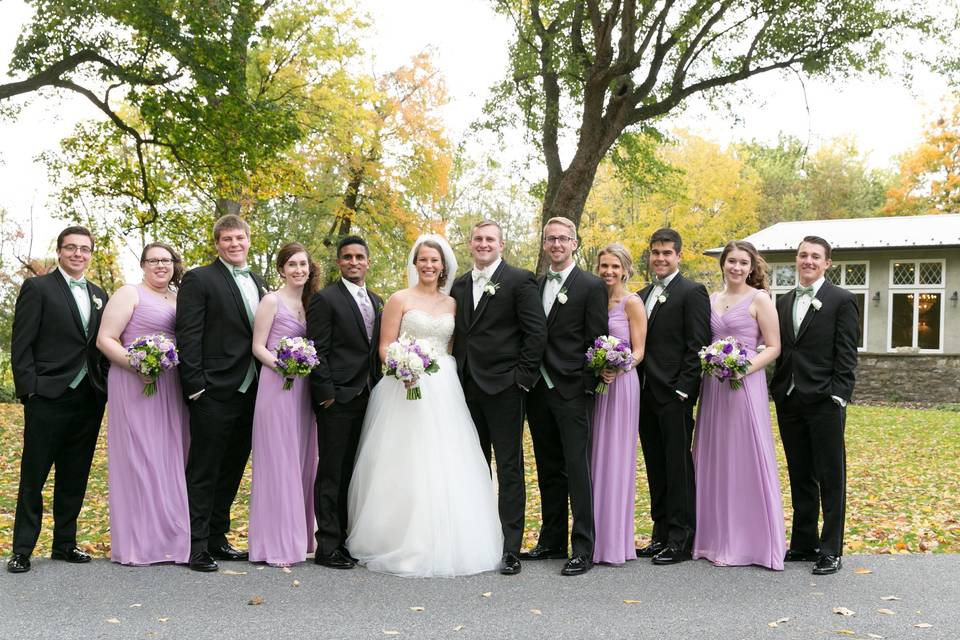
[107,285,190,565]
[248,296,318,566]
[692,288,786,570]
[590,294,641,565]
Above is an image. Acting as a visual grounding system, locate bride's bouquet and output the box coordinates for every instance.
[273,336,320,390]
[585,335,635,394]
[699,336,751,390]
[126,333,179,397]
[383,335,440,400]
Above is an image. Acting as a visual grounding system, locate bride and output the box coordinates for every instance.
[346,234,503,577]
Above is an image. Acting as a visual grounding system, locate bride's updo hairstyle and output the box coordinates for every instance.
[412,238,449,289]
[719,240,770,291]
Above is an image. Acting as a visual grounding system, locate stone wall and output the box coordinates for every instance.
[855,354,960,404]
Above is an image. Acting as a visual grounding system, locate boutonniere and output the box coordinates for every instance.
[810,298,822,311]
[92,295,103,310]
[556,287,568,305]
[376,301,384,314]
[483,281,500,296]
[657,291,668,304]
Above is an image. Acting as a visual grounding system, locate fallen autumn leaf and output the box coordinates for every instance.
[833,607,856,616]
[248,595,264,606]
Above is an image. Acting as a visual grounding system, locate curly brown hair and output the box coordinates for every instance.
[276,242,320,308]
[719,240,769,291]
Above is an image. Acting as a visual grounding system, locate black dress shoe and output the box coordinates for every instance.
[50,546,91,563]
[651,546,691,565]
[314,549,355,569]
[635,541,667,558]
[208,543,248,561]
[560,554,592,576]
[6,554,31,573]
[784,548,820,562]
[518,544,567,560]
[339,547,359,563]
[812,555,842,575]
[188,551,219,572]
[500,552,522,575]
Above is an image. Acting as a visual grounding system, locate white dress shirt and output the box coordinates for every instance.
[542,262,576,317]
[644,269,679,317]
[471,257,502,309]
[58,266,91,325]
[220,257,260,317]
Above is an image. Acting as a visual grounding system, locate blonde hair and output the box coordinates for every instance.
[596,243,634,281]
[542,216,577,240]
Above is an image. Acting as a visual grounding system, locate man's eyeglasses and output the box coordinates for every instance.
[544,235,574,245]
[60,244,93,255]
[144,258,175,266]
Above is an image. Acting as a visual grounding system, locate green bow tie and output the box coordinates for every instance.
[68,277,87,289]
[546,271,562,282]
[795,284,815,297]
[232,265,252,276]
[652,277,666,287]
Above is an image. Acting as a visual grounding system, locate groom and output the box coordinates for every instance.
[451,219,546,576]
[308,235,382,569]
[771,236,859,575]
[524,216,607,576]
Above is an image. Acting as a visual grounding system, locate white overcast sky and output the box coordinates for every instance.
[0,0,953,254]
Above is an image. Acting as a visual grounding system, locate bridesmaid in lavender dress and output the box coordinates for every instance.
[693,240,786,570]
[248,242,320,566]
[590,244,646,565]
[97,243,190,565]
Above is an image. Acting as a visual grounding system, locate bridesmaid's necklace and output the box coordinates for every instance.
[145,282,170,300]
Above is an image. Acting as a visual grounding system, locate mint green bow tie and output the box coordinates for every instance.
[546,271,562,282]
[232,265,252,276]
[69,278,87,289]
[652,277,666,287]
[795,284,814,297]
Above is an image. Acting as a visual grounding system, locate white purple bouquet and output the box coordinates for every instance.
[585,335,635,394]
[699,336,751,390]
[127,333,179,397]
[382,335,440,400]
[274,336,320,390]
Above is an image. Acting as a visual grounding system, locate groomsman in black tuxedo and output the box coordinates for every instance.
[176,214,267,572]
[7,226,109,574]
[770,236,859,575]
[636,228,711,565]
[524,216,607,576]
[451,219,546,576]
[308,236,382,569]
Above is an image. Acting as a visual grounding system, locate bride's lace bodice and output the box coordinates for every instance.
[399,310,454,354]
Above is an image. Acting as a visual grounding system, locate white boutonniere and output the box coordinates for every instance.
[657,292,668,304]
[92,295,103,310]
[484,281,500,296]
[811,298,822,311]
[556,287,568,305]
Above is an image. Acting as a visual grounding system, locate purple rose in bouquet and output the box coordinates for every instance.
[273,336,320,390]
[127,333,179,397]
[382,334,440,400]
[698,336,751,390]
[585,335,635,394]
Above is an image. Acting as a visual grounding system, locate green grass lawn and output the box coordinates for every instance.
[1,403,958,557]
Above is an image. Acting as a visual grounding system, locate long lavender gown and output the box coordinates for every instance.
[248,296,318,566]
[107,285,190,565]
[590,294,641,565]
[693,289,786,570]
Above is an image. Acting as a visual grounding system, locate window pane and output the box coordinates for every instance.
[918,262,943,286]
[917,293,941,349]
[825,265,841,285]
[892,262,915,286]
[774,265,796,287]
[845,263,867,286]
[853,293,865,349]
[890,293,914,348]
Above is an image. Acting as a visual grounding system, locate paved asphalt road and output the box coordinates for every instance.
[1,554,957,639]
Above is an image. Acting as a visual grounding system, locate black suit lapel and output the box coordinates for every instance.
[53,271,88,337]
[780,290,798,344]
[469,261,506,331]
[547,266,580,328]
[795,284,826,342]
[647,273,681,330]
[83,284,102,343]
[337,280,371,346]
[213,259,255,332]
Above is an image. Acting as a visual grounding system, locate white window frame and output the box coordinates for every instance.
[886,259,946,353]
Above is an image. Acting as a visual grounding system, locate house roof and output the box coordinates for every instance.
[705,214,960,254]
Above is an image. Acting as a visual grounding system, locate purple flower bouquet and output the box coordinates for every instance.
[382,335,440,400]
[273,336,320,390]
[585,335,635,394]
[698,336,751,390]
[127,333,179,397]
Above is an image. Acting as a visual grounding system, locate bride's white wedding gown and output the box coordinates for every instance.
[346,309,503,577]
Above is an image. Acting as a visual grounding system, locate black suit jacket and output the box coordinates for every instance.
[538,266,608,400]
[175,259,267,401]
[11,270,109,401]
[450,260,546,395]
[637,273,711,406]
[307,280,383,405]
[770,281,859,404]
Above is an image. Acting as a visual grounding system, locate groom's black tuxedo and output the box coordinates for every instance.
[176,258,267,553]
[636,272,710,552]
[771,280,859,558]
[10,269,108,556]
[526,265,607,557]
[307,279,382,555]
[451,260,546,554]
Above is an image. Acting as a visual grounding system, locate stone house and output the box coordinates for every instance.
[708,214,960,403]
